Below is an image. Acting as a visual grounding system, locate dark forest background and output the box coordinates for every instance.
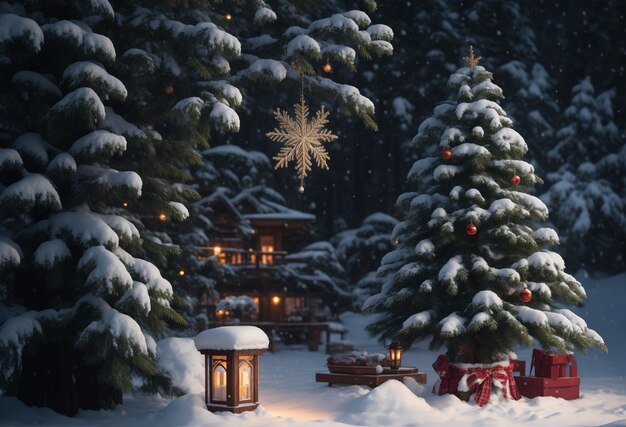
[214,1,625,263]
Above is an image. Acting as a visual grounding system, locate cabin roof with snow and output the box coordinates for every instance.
[195,326,269,351]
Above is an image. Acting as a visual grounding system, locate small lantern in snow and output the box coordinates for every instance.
[195,326,269,413]
[388,342,403,370]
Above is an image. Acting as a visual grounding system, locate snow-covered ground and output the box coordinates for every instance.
[1,275,625,427]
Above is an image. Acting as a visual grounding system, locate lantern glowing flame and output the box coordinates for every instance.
[388,342,403,370]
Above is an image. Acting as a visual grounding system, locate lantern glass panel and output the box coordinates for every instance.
[239,357,254,401]
[212,357,228,401]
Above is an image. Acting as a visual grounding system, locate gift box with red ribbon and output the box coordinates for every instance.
[514,349,580,400]
[432,355,521,407]
[531,349,578,379]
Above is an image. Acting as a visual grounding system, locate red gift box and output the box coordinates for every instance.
[531,349,577,379]
[515,376,580,400]
[513,349,580,400]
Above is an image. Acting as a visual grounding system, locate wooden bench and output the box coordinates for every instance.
[316,366,427,387]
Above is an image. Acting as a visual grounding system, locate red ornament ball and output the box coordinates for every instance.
[519,288,532,303]
[511,175,521,185]
[465,223,477,236]
[442,147,452,160]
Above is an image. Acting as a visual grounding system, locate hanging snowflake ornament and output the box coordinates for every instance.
[267,73,338,192]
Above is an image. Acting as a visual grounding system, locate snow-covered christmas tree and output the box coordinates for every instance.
[365,49,606,367]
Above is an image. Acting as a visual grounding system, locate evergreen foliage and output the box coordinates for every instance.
[541,79,624,273]
[331,212,397,310]
[365,62,607,364]
[0,2,175,415]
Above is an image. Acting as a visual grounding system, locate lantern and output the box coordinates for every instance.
[388,342,403,370]
[195,326,269,413]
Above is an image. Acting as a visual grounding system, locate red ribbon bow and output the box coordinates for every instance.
[433,354,521,407]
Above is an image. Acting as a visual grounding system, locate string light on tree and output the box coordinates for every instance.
[122,201,129,208]
[323,63,332,73]
[442,147,452,160]
[164,84,174,95]
[225,12,232,20]
[159,212,167,221]
[178,269,185,277]
[267,72,338,192]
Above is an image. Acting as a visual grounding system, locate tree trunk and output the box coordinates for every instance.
[17,340,78,416]
[77,365,123,410]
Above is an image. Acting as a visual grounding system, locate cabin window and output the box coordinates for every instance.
[260,236,275,265]
[285,297,305,318]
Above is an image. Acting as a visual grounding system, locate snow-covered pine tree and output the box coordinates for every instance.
[541,78,624,274]
[365,55,606,365]
[98,1,246,326]
[0,3,178,415]
[226,0,393,130]
[331,213,398,310]
[498,61,559,170]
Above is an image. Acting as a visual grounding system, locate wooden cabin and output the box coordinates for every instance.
[196,187,328,325]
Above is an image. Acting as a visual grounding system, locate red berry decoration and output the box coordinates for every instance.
[465,223,477,236]
[442,147,452,160]
[511,175,521,185]
[519,288,532,303]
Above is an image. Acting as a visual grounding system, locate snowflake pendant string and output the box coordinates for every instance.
[266,74,338,192]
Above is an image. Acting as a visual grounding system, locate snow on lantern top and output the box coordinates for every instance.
[194,326,269,351]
